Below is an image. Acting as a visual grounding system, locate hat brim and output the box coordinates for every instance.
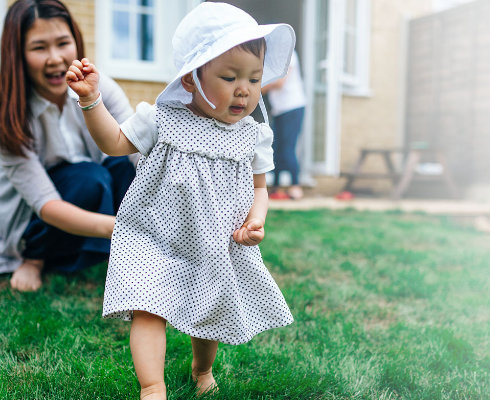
[156,23,295,106]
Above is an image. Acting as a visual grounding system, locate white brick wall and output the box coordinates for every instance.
[406,0,490,186]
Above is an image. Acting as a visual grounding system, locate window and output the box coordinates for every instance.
[96,0,201,82]
[312,0,371,97]
[0,0,6,37]
[302,0,371,175]
[341,0,371,96]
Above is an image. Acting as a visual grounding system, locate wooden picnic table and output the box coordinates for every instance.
[341,146,457,199]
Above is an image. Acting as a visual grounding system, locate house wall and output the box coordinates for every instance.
[19,0,430,195]
[406,0,490,200]
[9,0,471,197]
[63,0,162,107]
[312,0,434,196]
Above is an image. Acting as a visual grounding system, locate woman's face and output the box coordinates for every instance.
[24,17,77,106]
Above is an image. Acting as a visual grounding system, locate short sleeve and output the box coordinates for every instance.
[120,102,158,156]
[251,123,274,174]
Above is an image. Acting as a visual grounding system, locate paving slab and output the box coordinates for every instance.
[269,197,490,216]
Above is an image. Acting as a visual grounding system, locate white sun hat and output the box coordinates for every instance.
[156,2,296,123]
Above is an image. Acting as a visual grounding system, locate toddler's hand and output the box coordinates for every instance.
[233,218,265,246]
[66,58,100,101]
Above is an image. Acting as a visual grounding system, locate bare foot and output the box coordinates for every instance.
[140,382,166,400]
[10,259,44,292]
[192,368,218,396]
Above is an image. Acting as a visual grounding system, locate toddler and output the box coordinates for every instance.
[67,3,295,399]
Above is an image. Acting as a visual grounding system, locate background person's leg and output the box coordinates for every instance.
[102,155,136,211]
[275,107,304,186]
[269,116,290,199]
[271,116,285,188]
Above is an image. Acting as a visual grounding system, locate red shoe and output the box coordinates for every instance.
[269,191,291,200]
[335,191,354,200]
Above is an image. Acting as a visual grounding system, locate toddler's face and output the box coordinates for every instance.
[190,46,264,124]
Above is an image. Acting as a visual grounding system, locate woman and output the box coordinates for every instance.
[262,50,306,200]
[0,0,135,291]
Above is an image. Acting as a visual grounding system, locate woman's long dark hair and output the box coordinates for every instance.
[0,0,84,157]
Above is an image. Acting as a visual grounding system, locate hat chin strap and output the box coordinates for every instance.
[192,69,270,125]
[192,69,216,110]
[258,94,269,125]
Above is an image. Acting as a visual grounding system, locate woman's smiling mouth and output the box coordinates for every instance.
[45,71,66,84]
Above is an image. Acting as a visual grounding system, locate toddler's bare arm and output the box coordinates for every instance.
[233,174,268,246]
[66,58,137,156]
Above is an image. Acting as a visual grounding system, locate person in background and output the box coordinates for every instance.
[0,0,135,292]
[262,49,306,200]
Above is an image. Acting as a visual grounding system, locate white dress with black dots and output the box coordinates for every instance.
[102,101,293,345]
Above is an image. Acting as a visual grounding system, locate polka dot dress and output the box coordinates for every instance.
[103,102,293,345]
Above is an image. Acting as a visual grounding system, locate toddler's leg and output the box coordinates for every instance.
[131,311,167,400]
[191,337,219,395]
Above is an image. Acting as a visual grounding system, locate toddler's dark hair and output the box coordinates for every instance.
[197,37,267,78]
[238,37,267,58]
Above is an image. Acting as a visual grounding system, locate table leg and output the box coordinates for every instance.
[391,150,421,199]
[344,150,368,191]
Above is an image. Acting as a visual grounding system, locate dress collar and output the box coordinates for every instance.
[164,100,254,131]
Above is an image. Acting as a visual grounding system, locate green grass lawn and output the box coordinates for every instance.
[0,209,489,399]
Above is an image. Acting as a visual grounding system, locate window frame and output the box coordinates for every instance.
[0,0,6,37]
[340,0,371,97]
[301,0,372,177]
[95,0,201,82]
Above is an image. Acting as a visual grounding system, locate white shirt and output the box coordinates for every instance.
[31,89,93,168]
[268,51,306,117]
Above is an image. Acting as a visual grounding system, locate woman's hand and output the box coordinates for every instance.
[66,58,100,104]
[233,218,265,246]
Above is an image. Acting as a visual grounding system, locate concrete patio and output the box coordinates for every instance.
[269,196,490,232]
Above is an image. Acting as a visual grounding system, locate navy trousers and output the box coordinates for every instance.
[271,107,305,186]
[21,157,135,272]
